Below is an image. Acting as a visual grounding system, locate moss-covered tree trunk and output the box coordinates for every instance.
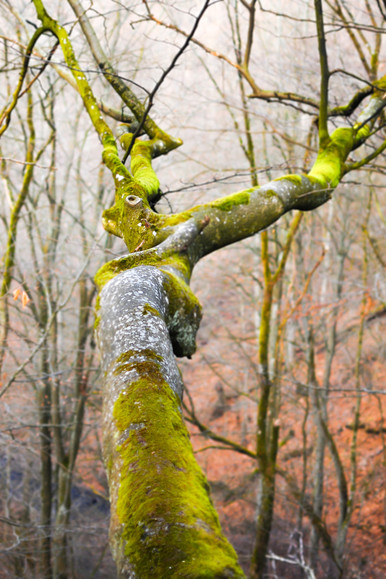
[96,265,244,578]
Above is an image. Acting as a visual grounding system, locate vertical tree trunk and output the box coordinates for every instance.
[52,281,94,579]
[97,266,245,578]
[38,350,53,579]
[250,274,278,579]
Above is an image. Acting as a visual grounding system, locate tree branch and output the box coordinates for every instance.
[67,0,182,156]
[314,0,330,146]
[0,27,46,136]
[32,0,131,187]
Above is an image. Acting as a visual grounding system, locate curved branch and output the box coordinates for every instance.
[344,138,386,173]
[158,82,385,264]
[122,0,210,161]
[67,0,182,156]
[329,84,373,118]
[0,27,46,137]
[183,393,257,460]
[161,127,354,263]
[143,3,320,111]
[32,0,130,184]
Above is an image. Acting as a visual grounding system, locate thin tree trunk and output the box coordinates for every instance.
[38,349,53,579]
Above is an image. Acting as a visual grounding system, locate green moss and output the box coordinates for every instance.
[93,294,102,330]
[304,174,322,186]
[113,350,163,376]
[94,248,192,290]
[274,174,302,185]
[115,350,163,364]
[308,128,354,188]
[354,123,370,143]
[100,173,165,252]
[95,256,135,289]
[162,210,193,228]
[119,132,133,151]
[106,456,114,475]
[263,188,283,201]
[114,359,161,377]
[162,190,251,231]
[160,253,191,282]
[130,141,160,197]
[143,303,161,317]
[211,191,250,212]
[111,361,245,578]
[102,205,123,239]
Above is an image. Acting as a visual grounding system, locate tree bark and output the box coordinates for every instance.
[97,266,245,578]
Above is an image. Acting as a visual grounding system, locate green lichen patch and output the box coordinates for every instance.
[162,210,193,229]
[211,191,250,212]
[308,127,354,188]
[113,359,160,377]
[161,190,251,232]
[142,303,161,317]
[160,253,192,283]
[274,174,303,186]
[95,256,135,289]
[115,350,163,364]
[113,350,163,376]
[112,363,245,578]
[94,314,100,330]
[94,248,192,290]
[263,189,278,198]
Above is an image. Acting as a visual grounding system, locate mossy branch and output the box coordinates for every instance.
[329,84,373,118]
[68,0,182,156]
[345,137,386,173]
[32,0,129,184]
[130,84,385,265]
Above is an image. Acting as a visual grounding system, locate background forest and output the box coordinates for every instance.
[0,1,385,578]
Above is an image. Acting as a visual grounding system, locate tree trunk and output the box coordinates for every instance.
[38,364,53,579]
[97,266,245,578]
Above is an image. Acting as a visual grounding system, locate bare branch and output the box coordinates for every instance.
[314,0,330,145]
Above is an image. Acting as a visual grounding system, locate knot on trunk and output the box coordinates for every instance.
[161,268,202,359]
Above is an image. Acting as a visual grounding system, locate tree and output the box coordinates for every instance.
[1,0,385,577]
